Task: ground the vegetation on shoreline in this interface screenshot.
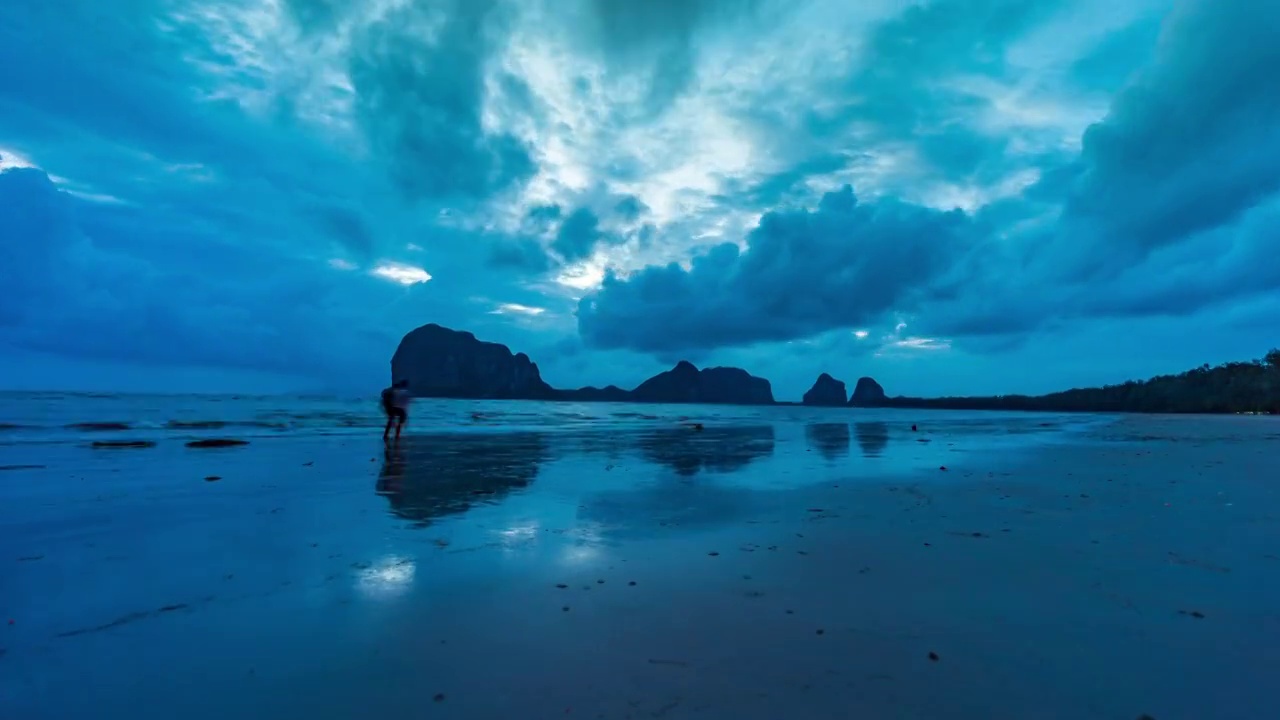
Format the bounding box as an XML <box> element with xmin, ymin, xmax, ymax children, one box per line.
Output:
<box><xmin>870</xmin><ymin>350</ymin><xmax>1280</xmax><ymax>415</ymax></box>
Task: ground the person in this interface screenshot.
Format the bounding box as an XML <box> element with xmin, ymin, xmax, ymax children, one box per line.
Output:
<box><xmin>381</xmin><ymin>379</ymin><xmax>410</xmax><ymax>442</ymax></box>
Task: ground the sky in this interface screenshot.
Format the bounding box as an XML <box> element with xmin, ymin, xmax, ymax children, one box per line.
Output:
<box><xmin>1</xmin><ymin>0</ymin><xmax>1277</xmax><ymax>400</ymax></box>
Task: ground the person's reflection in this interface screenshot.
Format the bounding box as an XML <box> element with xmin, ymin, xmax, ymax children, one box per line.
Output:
<box><xmin>375</xmin><ymin>433</ymin><xmax>551</xmax><ymax>527</ymax></box>
<box><xmin>805</xmin><ymin>422</ymin><xmax>851</xmax><ymax>460</ymax></box>
<box><xmin>854</xmin><ymin>422</ymin><xmax>890</xmax><ymax>458</ymax></box>
<box><xmin>376</xmin><ymin>444</ymin><xmax>407</xmax><ymax>495</ymax></box>
<box><xmin>635</xmin><ymin>425</ymin><xmax>776</xmax><ymax>476</ymax></box>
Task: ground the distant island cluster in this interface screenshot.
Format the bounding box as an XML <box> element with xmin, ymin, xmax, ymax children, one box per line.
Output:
<box><xmin>390</xmin><ymin>324</ymin><xmax>1280</xmax><ymax>415</ymax></box>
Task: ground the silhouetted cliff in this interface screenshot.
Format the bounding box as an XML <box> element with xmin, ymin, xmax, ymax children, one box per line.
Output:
<box><xmin>558</xmin><ymin>384</ymin><xmax>632</xmax><ymax>402</ymax></box>
<box><xmin>849</xmin><ymin>377</ymin><xmax>887</xmax><ymax>406</ymax></box>
<box><xmin>803</xmin><ymin>373</ymin><xmax>847</xmax><ymax>406</ymax></box>
<box><xmin>391</xmin><ymin>326</ymin><xmax>773</xmax><ymax>405</ymax></box>
<box><xmin>391</xmin><ymin>324</ymin><xmax>554</xmax><ymax>399</ymax></box>
<box><xmin>627</xmin><ymin>362</ymin><xmax>773</xmax><ymax>404</ymax></box>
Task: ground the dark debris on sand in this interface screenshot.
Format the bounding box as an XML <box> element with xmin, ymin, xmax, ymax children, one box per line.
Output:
<box><xmin>68</xmin><ymin>422</ymin><xmax>131</xmax><ymax>431</ymax></box>
<box><xmin>186</xmin><ymin>439</ymin><xmax>250</xmax><ymax>449</ymax></box>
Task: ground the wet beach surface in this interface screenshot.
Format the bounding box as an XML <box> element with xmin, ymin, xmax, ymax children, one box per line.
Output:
<box><xmin>2</xmin><ymin>411</ymin><xmax>1277</xmax><ymax>719</ymax></box>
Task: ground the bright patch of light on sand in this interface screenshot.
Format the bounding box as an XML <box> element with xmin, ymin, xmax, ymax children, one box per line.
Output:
<box><xmin>854</xmin><ymin>330</ymin><xmax>870</xmax><ymax>339</ymax></box>
<box><xmin>329</xmin><ymin>258</ymin><xmax>357</xmax><ymax>270</ymax></box>
<box><xmin>356</xmin><ymin>556</ymin><xmax>415</xmax><ymax>599</ymax></box>
<box><xmin>371</xmin><ymin>262</ymin><xmax>432</xmax><ymax>285</ymax></box>
<box><xmin>495</xmin><ymin>523</ymin><xmax>540</xmax><ymax>554</ymax></box>
<box><xmin>561</xmin><ymin>545</ymin><xmax>600</xmax><ymax>565</ymax></box>
<box><xmin>492</xmin><ymin>303</ymin><xmax>546</xmax><ymax>317</ymax></box>
<box><xmin>556</xmin><ymin>524</ymin><xmax>606</xmax><ymax>565</ymax></box>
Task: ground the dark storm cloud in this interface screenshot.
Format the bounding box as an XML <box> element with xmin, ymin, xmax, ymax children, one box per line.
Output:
<box><xmin>577</xmin><ymin>185</ymin><xmax>975</xmax><ymax>353</ymax></box>
<box><xmin>347</xmin><ymin>0</ymin><xmax>536</xmax><ymax>202</ymax></box>
<box><xmin>1062</xmin><ymin>0</ymin><xmax>1280</xmax><ymax>263</ymax></box>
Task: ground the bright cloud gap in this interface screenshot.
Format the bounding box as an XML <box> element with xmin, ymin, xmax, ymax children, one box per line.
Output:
<box><xmin>492</xmin><ymin>303</ymin><xmax>546</xmax><ymax>316</ymax></box>
<box><xmin>371</xmin><ymin>263</ymin><xmax>432</xmax><ymax>285</ymax></box>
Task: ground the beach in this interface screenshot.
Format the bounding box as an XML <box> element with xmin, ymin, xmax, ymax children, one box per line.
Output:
<box><xmin>1</xmin><ymin>397</ymin><xmax>1277</xmax><ymax>719</ymax></box>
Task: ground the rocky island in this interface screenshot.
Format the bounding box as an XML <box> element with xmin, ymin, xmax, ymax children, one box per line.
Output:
<box><xmin>390</xmin><ymin>324</ymin><xmax>1280</xmax><ymax>413</ymax></box>
<box><xmin>849</xmin><ymin>377</ymin><xmax>887</xmax><ymax>406</ymax></box>
<box><xmin>802</xmin><ymin>373</ymin><xmax>847</xmax><ymax>406</ymax></box>
<box><xmin>390</xmin><ymin>324</ymin><xmax>556</xmax><ymax>399</ymax></box>
<box><xmin>390</xmin><ymin>324</ymin><xmax>774</xmax><ymax>405</ymax></box>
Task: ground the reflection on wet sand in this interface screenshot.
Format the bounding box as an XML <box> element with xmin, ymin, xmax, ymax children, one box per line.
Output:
<box><xmin>376</xmin><ymin>425</ymin><xmax>778</xmax><ymax>527</ymax></box>
<box><xmin>635</xmin><ymin>425</ymin><xmax>776</xmax><ymax>476</ymax></box>
<box><xmin>805</xmin><ymin>423</ymin><xmax>850</xmax><ymax>460</ymax></box>
<box><xmin>376</xmin><ymin>433</ymin><xmax>551</xmax><ymax>527</ymax></box>
<box><xmin>580</xmin><ymin>426</ymin><xmax>777</xmax><ymax>535</ymax></box>
<box><xmin>854</xmin><ymin>422</ymin><xmax>890</xmax><ymax>458</ymax></box>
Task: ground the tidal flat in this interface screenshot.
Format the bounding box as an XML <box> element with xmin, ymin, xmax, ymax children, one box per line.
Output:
<box><xmin>2</xmin><ymin>405</ymin><xmax>1276</xmax><ymax>719</ymax></box>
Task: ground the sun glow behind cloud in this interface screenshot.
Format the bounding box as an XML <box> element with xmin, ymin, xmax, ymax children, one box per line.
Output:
<box><xmin>371</xmin><ymin>262</ymin><xmax>432</xmax><ymax>285</ymax></box>
<box><xmin>492</xmin><ymin>303</ymin><xmax>546</xmax><ymax>316</ymax></box>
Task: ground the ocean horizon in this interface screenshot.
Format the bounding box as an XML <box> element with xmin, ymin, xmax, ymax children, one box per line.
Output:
<box><xmin>0</xmin><ymin>390</ymin><xmax>1114</xmax><ymax>449</ymax></box>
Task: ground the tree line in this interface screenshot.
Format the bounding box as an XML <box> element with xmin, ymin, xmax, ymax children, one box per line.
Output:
<box><xmin>873</xmin><ymin>350</ymin><xmax>1280</xmax><ymax>415</ymax></box>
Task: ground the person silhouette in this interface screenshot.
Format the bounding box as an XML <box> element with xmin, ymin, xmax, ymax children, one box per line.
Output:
<box><xmin>380</xmin><ymin>379</ymin><xmax>410</xmax><ymax>443</ymax></box>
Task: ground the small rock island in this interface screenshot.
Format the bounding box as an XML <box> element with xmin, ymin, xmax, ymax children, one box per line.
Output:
<box><xmin>802</xmin><ymin>373</ymin><xmax>848</xmax><ymax>406</ymax></box>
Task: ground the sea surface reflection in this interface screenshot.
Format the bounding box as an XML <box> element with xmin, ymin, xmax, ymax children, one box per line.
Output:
<box><xmin>375</xmin><ymin>425</ymin><xmax>778</xmax><ymax>527</ymax></box>
<box><xmin>855</xmin><ymin>422</ymin><xmax>890</xmax><ymax>457</ymax></box>
<box><xmin>376</xmin><ymin>433</ymin><xmax>551</xmax><ymax>527</ymax></box>
<box><xmin>805</xmin><ymin>422</ymin><xmax>851</xmax><ymax>459</ymax></box>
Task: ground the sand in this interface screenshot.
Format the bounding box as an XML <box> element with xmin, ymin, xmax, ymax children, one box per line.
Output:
<box><xmin>1</xmin><ymin>413</ymin><xmax>1277</xmax><ymax>719</ymax></box>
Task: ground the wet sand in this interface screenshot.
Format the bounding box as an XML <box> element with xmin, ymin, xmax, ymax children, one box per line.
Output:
<box><xmin>2</xmin><ymin>414</ymin><xmax>1277</xmax><ymax>719</ymax></box>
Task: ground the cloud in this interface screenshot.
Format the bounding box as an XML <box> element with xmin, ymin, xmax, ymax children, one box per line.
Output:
<box><xmin>347</xmin><ymin>0</ymin><xmax>536</xmax><ymax>202</ymax></box>
<box><xmin>569</xmin><ymin>0</ymin><xmax>766</xmax><ymax>114</ymax></box>
<box><xmin>371</xmin><ymin>262</ymin><xmax>433</xmax><ymax>285</ymax></box>
<box><xmin>552</xmin><ymin>207</ymin><xmax>606</xmax><ymax>262</ymax></box>
<box><xmin>3</xmin><ymin>0</ymin><xmax>1277</xmax><ymax>398</ymax></box>
<box><xmin>577</xmin><ymin>185</ymin><xmax>974</xmax><ymax>353</ymax></box>
<box><xmin>492</xmin><ymin>303</ymin><xmax>546</xmax><ymax>317</ymax></box>
<box><xmin>0</xmin><ymin>167</ymin><xmax>442</xmax><ymax>383</ymax></box>
<box><xmin>1061</xmin><ymin>0</ymin><xmax>1280</xmax><ymax>264</ymax></box>
<box><xmin>613</xmin><ymin>195</ymin><xmax>648</xmax><ymax>221</ymax></box>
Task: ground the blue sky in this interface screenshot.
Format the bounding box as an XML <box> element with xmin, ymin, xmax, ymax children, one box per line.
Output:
<box><xmin>1</xmin><ymin>0</ymin><xmax>1277</xmax><ymax>399</ymax></box>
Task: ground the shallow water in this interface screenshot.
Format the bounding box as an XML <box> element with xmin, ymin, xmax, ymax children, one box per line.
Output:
<box><xmin>0</xmin><ymin>390</ymin><xmax>1106</xmax><ymax>445</ymax></box>
<box><xmin>1</xmin><ymin>401</ymin><xmax>1275</xmax><ymax>719</ymax></box>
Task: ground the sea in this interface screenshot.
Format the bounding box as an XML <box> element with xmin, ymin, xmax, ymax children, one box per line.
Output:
<box><xmin>0</xmin><ymin>390</ymin><xmax>1111</xmax><ymax>450</ymax></box>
